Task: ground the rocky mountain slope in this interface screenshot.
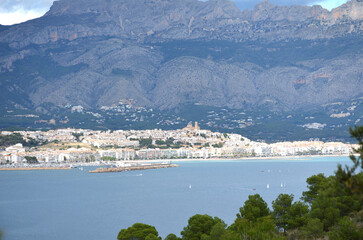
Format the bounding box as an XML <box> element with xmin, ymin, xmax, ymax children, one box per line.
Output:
<box><xmin>0</xmin><ymin>0</ymin><xmax>362</xmax><ymax>114</ymax></box>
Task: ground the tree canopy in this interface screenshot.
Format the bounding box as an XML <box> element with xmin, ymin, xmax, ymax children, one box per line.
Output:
<box><xmin>117</xmin><ymin>223</ymin><xmax>160</xmax><ymax>240</ymax></box>
<box><xmin>181</xmin><ymin>214</ymin><xmax>225</xmax><ymax>240</ymax></box>
<box><xmin>237</xmin><ymin>194</ymin><xmax>269</xmax><ymax>222</ymax></box>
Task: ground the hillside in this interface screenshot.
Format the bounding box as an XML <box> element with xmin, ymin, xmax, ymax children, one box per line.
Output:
<box><xmin>0</xmin><ymin>0</ymin><xmax>362</xmax><ymax>141</ymax></box>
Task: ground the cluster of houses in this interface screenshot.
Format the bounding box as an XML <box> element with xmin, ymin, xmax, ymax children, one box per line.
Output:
<box><xmin>0</xmin><ymin>123</ymin><xmax>357</xmax><ymax>164</ymax></box>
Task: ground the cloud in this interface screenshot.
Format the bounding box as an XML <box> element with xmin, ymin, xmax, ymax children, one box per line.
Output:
<box><xmin>0</xmin><ymin>0</ymin><xmax>54</xmax><ymax>25</ymax></box>
<box><xmin>0</xmin><ymin>9</ymin><xmax>46</xmax><ymax>25</ymax></box>
<box><xmin>0</xmin><ymin>0</ymin><xmax>55</xmax><ymax>12</ymax></box>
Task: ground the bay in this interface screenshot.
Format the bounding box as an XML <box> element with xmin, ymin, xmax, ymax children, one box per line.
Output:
<box><xmin>0</xmin><ymin>156</ymin><xmax>350</xmax><ymax>240</ymax></box>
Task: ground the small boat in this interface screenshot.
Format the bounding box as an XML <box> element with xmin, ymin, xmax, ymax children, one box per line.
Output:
<box><xmin>266</xmin><ymin>184</ymin><xmax>270</xmax><ymax>189</ymax></box>
<box><xmin>189</xmin><ymin>184</ymin><xmax>192</xmax><ymax>189</ymax></box>
<box><xmin>281</xmin><ymin>183</ymin><xmax>283</xmax><ymax>188</ymax></box>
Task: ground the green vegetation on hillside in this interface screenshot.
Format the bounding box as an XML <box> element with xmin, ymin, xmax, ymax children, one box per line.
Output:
<box><xmin>0</xmin><ymin>133</ymin><xmax>42</xmax><ymax>148</ymax></box>
<box><xmin>157</xmin><ymin>37</ymin><xmax>363</xmax><ymax>67</ymax></box>
<box><xmin>117</xmin><ymin>126</ymin><xmax>363</xmax><ymax>239</ymax></box>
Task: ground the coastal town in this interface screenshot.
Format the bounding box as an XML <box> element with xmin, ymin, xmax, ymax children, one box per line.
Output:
<box><xmin>0</xmin><ymin>122</ymin><xmax>357</xmax><ymax>166</ymax></box>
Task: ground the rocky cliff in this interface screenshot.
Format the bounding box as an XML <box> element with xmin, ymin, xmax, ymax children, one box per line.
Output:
<box><xmin>0</xmin><ymin>0</ymin><xmax>362</xmax><ymax>113</ymax></box>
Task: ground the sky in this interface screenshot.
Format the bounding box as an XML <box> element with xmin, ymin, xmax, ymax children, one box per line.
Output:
<box><xmin>0</xmin><ymin>0</ymin><xmax>350</xmax><ymax>26</ymax></box>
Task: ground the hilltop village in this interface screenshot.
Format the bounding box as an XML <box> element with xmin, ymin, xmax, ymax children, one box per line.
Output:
<box><xmin>0</xmin><ymin>122</ymin><xmax>357</xmax><ymax>165</ymax></box>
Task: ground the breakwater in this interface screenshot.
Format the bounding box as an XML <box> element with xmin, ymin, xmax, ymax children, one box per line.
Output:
<box><xmin>89</xmin><ymin>163</ymin><xmax>179</xmax><ymax>173</ymax></box>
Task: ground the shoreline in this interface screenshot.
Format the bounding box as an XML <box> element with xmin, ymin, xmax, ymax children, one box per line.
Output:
<box><xmin>122</xmin><ymin>154</ymin><xmax>351</xmax><ymax>163</ymax></box>
<box><xmin>0</xmin><ymin>167</ymin><xmax>72</xmax><ymax>171</ymax></box>
<box><xmin>0</xmin><ymin>154</ymin><xmax>352</xmax><ymax>171</ymax></box>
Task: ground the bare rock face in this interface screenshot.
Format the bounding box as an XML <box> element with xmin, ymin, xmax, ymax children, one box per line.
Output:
<box><xmin>0</xmin><ymin>0</ymin><xmax>362</xmax><ymax>112</ymax></box>
<box><xmin>329</xmin><ymin>0</ymin><xmax>363</xmax><ymax>21</ymax></box>
<box><xmin>240</xmin><ymin>0</ymin><xmax>329</xmax><ymax>22</ymax></box>
<box><xmin>1</xmin><ymin>0</ymin><xmax>363</xmax><ymax>48</ymax></box>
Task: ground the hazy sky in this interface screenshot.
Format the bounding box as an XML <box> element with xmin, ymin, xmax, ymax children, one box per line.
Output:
<box><xmin>0</xmin><ymin>0</ymin><xmax>350</xmax><ymax>25</ymax></box>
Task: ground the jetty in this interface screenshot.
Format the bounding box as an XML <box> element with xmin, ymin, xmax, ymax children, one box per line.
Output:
<box><xmin>89</xmin><ymin>163</ymin><xmax>179</xmax><ymax>173</ymax></box>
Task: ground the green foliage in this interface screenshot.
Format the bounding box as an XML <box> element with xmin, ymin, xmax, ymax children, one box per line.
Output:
<box><xmin>199</xmin><ymin>134</ymin><xmax>206</xmax><ymax>138</ymax></box>
<box><xmin>0</xmin><ymin>133</ymin><xmax>24</xmax><ymax>147</ymax></box>
<box><xmin>24</xmin><ymin>137</ymin><xmax>41</xmax><ymax>147</ymax></box>
<box><xmin>301</xmin><ymin>173</ymin><xmax>329</xmax><ymax>204</ymax></box>
<box><xmin>158</xmin><ymin>37</ymin><xmax>363</xmax><ymax>68</ymax></box>
<box><xmin>165</xmin><ymin>138</ymin><xmax>175</xmax><ymax>145</ymax></box>
<box><xmin>272</xmin><ymin>194</ymin><xmax>310</xmax><ymax>232</ymax></box>
<box><xmin>24</xmin><ymin>156</ymin><xmax>38</xmax><ymax>164</ymax></box>
<box><xmin>304</xmin><ymin>174</ymin><xmax>360</xmax><ymax>230</ymax></box>
<box><xmin>145</xmin><ymin>234</ymin><xmax>160</xmax><ymax>240</ymax></box>
<box><xmin>301</xmin><ymin>218</ymin><xmax>324</xmax><ymax>239</ymax></box>
<box><xmin>139</xmin><ymin>138</ymin><xmax>153</xmax><ymax>148</ymax></box>
<box><xmin>272</xmin><ymin>194</ymin><xmax>293</xmax><ymax>232</ymax></box>
<box><xmin>207</xmin><ymin>223</ymin><xmax>226</xmax><ymax>240</ymax></box>
<box><xmin>0</xmin><ymin>133</ymin><xmax>42</xmax><ymax>148</ymax></box>
<box><xmin>229</xmin><ymin>216</ymin><xmax>282</xmax><ymax>240</ymax></box>
<box><xmin>155</xmin><ymin>140</ymin><xmax>165</xmax><ymax>145</ymax></box>
<box><xmin>101</xmin><ymin>156</ymin><xmax>116</xmax><ymax>161</ymax></box>
<box><xmin>310</xmin><ymin>194</ymin><xmax>341</xmax><ymax>231</ymax></box>
<box><xmin>72</xmin><ymin>133</ymin><xmax>84</xmax><ymax>142</ymax></box>
<box><xmin>155</xmin><ymin>138</ymin><xmax>176</xmax><ymax>147</ymax></box>
<box><xmin>287</xmin><ymin>201</ymin><xmax>309</xmax><ymax>230</ymax></box>
<box><xmin>328</xmin><ymin>216</ymin><xmax>363</xmax><ymax>240</ymax></box>
<box><xmin>164</xmin><ymin>233</ymin><xmax>181</xmax><ymax>240</ymax></box>
<box><xmin>212</xmin><ymin>143</ymin><xmax>223</xmax><ymax>148</ymax></box>
<box><xmin>237</xmin><ymin>194</ymin><xmax>270</xmax><ymax>222</ymax></box>
<box><xmin>181</xmin><ymin>214</ymin><xmax>225</xmax><ymax>240</ymax></box>
<box><xmin>117</xmin><ymin>223</ymin><xmax>160</xmax><ymax>240</ymax></box>
<box><xmin>336</xmin><ymin>125</ymin><xmax>363</xmax><ymax>197</ymax></box>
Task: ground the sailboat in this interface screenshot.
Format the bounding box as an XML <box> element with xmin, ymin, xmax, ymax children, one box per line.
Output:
<box><xmin>266</xmin><ymin>184</ymin><xmax>270</xmax><ymax>189</ymax></box>
<box><xmin>189</xmin><ymin>184</ymin><xmax>192</xmax><ymax>189</ymax></box>
<box><xmin>281</xmin><ymin>183</ymin><xmax>283</xmax><ymax>188</ymax></box>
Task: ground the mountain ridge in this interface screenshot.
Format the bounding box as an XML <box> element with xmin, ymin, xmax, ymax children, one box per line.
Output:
<box><xmin>0</xmin><ymin>0</ymin><xmax>362</xmax><ymax>115</ymax></box>
<box><xmin>1</xmin><ymin>0</ymin><xmax>363</xmax><ymax>49</ymax></box>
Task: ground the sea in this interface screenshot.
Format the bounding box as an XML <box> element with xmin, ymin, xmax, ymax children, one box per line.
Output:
<box><xmin>0</xmin><ymin>156</ymin><xmax>351</xmax><ymax>240</ymax></box>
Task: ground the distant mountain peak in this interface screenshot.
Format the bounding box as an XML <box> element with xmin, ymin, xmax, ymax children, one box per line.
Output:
<box><xmin>330</xmin><ymin>0</ymin><xmax>363</xmax><ymax>20</ymax></box>
<box><xmin>254</xmin><ymin>0</ymin><xmax>274</xmax><ymax>10</ymax></box>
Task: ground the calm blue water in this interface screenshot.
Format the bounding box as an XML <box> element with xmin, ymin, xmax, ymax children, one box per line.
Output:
<box><xmin>0</xmin><ymin>156</ymin><xmax>350</xmax><ymax>240</ymax></box>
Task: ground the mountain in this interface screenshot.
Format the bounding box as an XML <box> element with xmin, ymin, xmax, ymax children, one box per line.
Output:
<box><xmin>0</xmin><ymin>0</ymin><xmax>362</xmax><ymax>140</ymax></box>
